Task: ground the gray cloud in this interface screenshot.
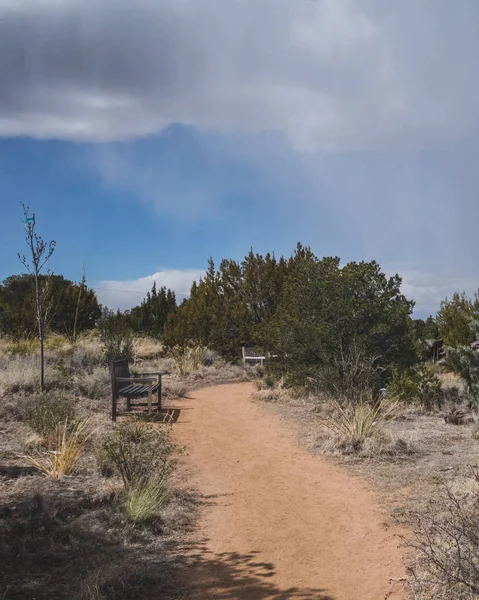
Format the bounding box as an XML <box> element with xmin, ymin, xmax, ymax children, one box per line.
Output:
<box><xmin>1</xmin><ymin>0</ymin><xmax>479</xmax><ymax>149</ymax></box>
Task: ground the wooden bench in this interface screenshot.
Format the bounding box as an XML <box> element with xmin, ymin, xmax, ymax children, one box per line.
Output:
<box><xmin>109</xmin><ymin>358</ymin><xmax>165</xmax><ymax>421</ymax></box>
<box><xmin>241</xmin><ymin>346</ymin><xmax>276</xmax><ymax>366</ymax></box>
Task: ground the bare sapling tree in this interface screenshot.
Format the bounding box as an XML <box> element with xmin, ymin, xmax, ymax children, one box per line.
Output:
<box><xmin>18</xmin><ymin>203</ymin><xmax>56</xmax><ymax>391</ymax></box>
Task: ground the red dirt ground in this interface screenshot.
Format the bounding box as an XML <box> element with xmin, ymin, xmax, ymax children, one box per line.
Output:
<box><xmin>173</xmin><ymin>383</ymin><xmax>407</xmax><ymax>600</ymax></box>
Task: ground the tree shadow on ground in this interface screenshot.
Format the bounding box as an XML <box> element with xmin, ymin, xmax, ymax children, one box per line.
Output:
<box><xmin>0</xmin><ymin>486</ymin><xmax>334</xmax><ymax>600</ymax></box>
<box><xmin>181</xmin><ymin>538</ymin><xmax>335</xmax><ymax>599</ymax></box>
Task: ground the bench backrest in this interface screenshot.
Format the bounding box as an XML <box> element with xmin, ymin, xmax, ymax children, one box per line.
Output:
<box><xmin>110</xmin><ymin>358</ymin><xmax>131</xmax><ymax>393</ymax></box>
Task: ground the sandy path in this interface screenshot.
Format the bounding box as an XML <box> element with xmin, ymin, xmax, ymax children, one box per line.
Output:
<box><xmin>173</xmin><ymin>383</ymin><xmax>406</xmax><ymax>600</ymax></box>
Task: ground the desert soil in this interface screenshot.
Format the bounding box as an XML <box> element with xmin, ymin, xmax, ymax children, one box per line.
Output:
<box><xmin>173</xmin><ymin>382</ymin><xmax>407</xmax><ymax>600</ymax></box>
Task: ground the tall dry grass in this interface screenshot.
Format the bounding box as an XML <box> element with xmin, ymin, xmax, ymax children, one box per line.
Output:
<box><xmin>0</xmin><ymin>355</ymin><xmax>60</xmax><ymax>394</ymax></box>
<box><xmin>125</xmin><ymin>480</ymin><xmax>171</xmax><ymax>523</ymax></box>
<box><xmin>23</xmin><ymin>419</ymin><xmax>92</xmax><ymax>479</ymax></box>
<box><xmin>170</xmin><ymin>345</ymin><xmax>210</xmax><ymax>375</ymax></box>
<box><xmin>133</xmin><ymin>337</ymin><xmax>163</xmax><ymax>361</ymax></box>
<box><xmin>319</xmin><ymin>396</ymin><xmax>400</xmax><ymax>448</ymax></box>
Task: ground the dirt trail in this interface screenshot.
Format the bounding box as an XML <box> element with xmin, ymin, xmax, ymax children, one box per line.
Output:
<box><xmin>173</xmin><ymin>383</ymin><xmax>407</xmax><ymax>600</ymax></box>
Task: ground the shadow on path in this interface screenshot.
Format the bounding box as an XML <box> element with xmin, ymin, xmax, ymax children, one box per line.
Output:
<box><xmin>181</xmin><ymin>538</ymin><xmax>335</xmax><ymax>599</ymax></box>
<box><xmin>0</xmin><ymin>487</ymin><xmax>334</xmax><ymax>600</ymax></box>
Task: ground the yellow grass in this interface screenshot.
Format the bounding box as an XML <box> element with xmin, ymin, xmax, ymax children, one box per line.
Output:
<box><xmin>133</xmin><ymin>337</ymin><xmax>164</xmax><ymax>361</ymax></box>
<box><xmin>171</xmin><ymin>345</ymin><xmax>209</xmax><ymax>375</ymax></box>
<box><xmin>23</xmin><ymin>419</ymin><xmax>92</xmax><ymax>479</ymax></box>
<box><xmin>320</xmin><ymin>396</ymin><xmax>400</xmax><ymax>446</ymax></box>
<box><xmin>125</xmin><ymin>481</ymin><xmax>170</xmax><ymax>522</ymax></box>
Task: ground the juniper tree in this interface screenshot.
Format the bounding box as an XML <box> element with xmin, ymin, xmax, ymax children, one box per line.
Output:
<box><xmin>447</xmin><ymin>319</ymin><xmax>479</xmax><ymax>405</ymax></box>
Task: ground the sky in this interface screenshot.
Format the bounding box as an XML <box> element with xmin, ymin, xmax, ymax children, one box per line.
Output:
<box><xmin>0</xmin><ymin>0</ymin><xmax>478</xmax><ymax>317</ymax></box>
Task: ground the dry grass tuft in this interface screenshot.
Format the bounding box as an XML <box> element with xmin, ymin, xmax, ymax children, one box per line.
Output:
<box><xmin>134</xmin><ymin>337</ymin><xmax>164</xmax><ymax>361</ymax></box>
<box><xmin>22</xmin><ymin>432</ymin><xmax>45</xmax><ymax>453</ymax></box>
<box><xmin>0</xmin><ymin>355</ymin><xmax>40</xmax><ymax>394</ymax></box>
<box><xmin>171</xmin><ymin>345</ymin><xmax>210</xmax><ymax>375</ymax></box>
<box><xmin>74</xmin><ymin>366</ymin><xmax>110</xmax><ymax>399</ymax></box>
<box><xmin>165</xmin><ymin>381</ymin><xmax>188</xmax><ymax>398</ymax></box>
<box><xmin>125</xmin><ymin>480</ymin><xmax>170</xmax><ymax>523</ymax></box>
<box><xmin>5</xmin><ymin>338</ymin><xmax>39</xmax><ymax>355</ymax></box>
<box><xmin>23</xmin><ymin>419</ymin><xmax>92</xmax><ymax>479</ymax></box>
<box><xmin>252</xmin><ymin>388</ymin><xmax>286</xmax><ymax>403</ymax></box>
<box><xmin>318</xmin><ymin>396</ymin><xmax>400</xmax><ymax>449</ymax></box>
<box><xmin>0</xmin><ymin>355</ymin><xmax>69</xmax><ymax>394</ymax></box>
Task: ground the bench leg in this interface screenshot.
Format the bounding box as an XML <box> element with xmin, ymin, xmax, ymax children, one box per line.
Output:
<box><xmin>157</xmin><ymin>376</ymin><xmax>162</xmax><ymax>410</ymax></box>
<box><xmin>147</xmin><ymin>381</ymin><xmax>152</xmax><ymax>414</ymax></box>
<box><xmin>112</xmin><ymin>392</ymin><xmax>117</xmax><ymax>422</ymax></box>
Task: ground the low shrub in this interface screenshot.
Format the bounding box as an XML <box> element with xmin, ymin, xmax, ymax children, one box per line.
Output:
<box><xmin>166</xmin><ymin>381</ymin><xmax>188</xmax><ymax>398</ymax></box>
<box><xmin>202</xmin><ymin>348</ymin><xmax>220</xmax><ymax>366</ymax></box>
<box><xmin>99</xmin><ymin>315</ymin><xmax>134</xmax><ymax>365</ymax></box>
<box><xmin>407</xmin><ymin>469</ymin><xmax>479</xmax><ymax>598</ymax></box>
<box><xmin>24</xmin><ymin>419</ymin><xmax>91</xmax><ymax>479</ymax></box>
<box><xmin>6</xmin><ymin>338</ymin><xmax>38</xmax><ymax>356</ymax></box>
<box><xmin>252</xmin><ymin>363</ymin><xmax>266</xmax><ymax>379</ymax></box>
<box><xmin>100</xmin><ymin>421</ymin><xmax>175</xmax><ymax>491</ymax></box>
<box><xmin>254</xmin><ymin>373</ymin><xmax>277</xmax><ymax>391</ymax></box>
<box><xmin>75</xmin><ymin>366</ymin><xmax>110</xmax><ymax>399</ymax></box>
<box><xmin>44</xmin><ymin>335</ymin><xmax>70</xmax><ymax>351</ymax></box>
<box><xmin>70</xmin><ymin>338</ymin><xmax>104</xmax><ymax>369</ymax></box>
<box><xmin>448</xmin><ymin>342</ymin><xmax>479</xmax><ymax>407</ymax></box>
<box><xmin>305</xmin><ymin>345</ymin><xmax>384</xmax><ymax>402</ymax></box>
<box><xmin>0</xmin><ymin>354</ymin><xmax>70</xmax><ymax>394</ymax></box>
<box><xmin>93</xmin><ymin>439</ymin><xmax>115</xmax><ymax>477</ymax></box>
<box><xmin>388</xmin><ymin>364</ymin><xmax>442</xmax><ymax>410</ymax></box>
<box><xmin>23</xmin><ymin>392</ymin><xmax>76</xmax><ymax>445</ymax></box>
<box><xmin>252</xmin><ymin>388</ymin><xmax>282</xmax><ymax>403</ymax></box>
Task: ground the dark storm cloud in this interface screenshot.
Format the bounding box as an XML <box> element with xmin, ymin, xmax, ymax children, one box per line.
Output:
<box><xmin>2</xmin><ymin>0</ymin><xmax>479</xmax><ymax>314</ymax></box>
<box><xmin>1</xmin><ymin>0</ymin><xmax>478</xmax><ymax>148</ymax></box>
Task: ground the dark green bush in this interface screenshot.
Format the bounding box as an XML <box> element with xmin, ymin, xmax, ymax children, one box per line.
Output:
<box><xmin>99</xmin><ymin>311</ymin><xmax>134</xmax><ymax>365</ymax></box>
<box><xmin>388</xmin><ymin>364</ymin><xmax>441</xmax><ymax>410</ymax></box>
<box><xmin>258</xmin><ymin>256</ymin><xmax>416</xmax><ymax>389</ymax></box>
<box><xmin>448</xmin><ymin>324</ymin><xmax>479</xmax><ymax>406</ymax></box>
<box><xmin>263</xmin><ymin>373</ymin><xmax>277</xmax><ymax>389</ymax></box>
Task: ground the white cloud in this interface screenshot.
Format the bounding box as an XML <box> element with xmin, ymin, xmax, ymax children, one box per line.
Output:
<box><xmin>0</xmin><ymin>1</ymin><xmax>478</xmax><ymax>150</ymax></box>
<box><xmin>95</xmin><ymin>268</ymin><xmax>204</xmax><ymax>311</ymax></box>
<box><xmin>388</xmin><ymin>268</ymin><xmax>478</xmax><ymax>318</ymax></box>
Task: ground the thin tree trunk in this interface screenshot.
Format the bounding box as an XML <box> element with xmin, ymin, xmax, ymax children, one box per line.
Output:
<box><xmin>34</xmin><ymin>273</ymin><xmax>45</xmax><ymax>391</ymax></box>
<box><xmin>39</xmin><ymin>332</ymin><xmax>45</xmax><ymax>391</ymax></box>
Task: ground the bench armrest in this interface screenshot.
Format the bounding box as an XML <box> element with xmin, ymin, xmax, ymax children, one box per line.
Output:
<box><xmin>133</xmin><ymin>372</ymin><xmax>167</xmax><ymax>377</ymax></box>
<box><xmin>115</xmin><ymin>377</ymin><xmax>157</xmax><ymax>383</ymax></box>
